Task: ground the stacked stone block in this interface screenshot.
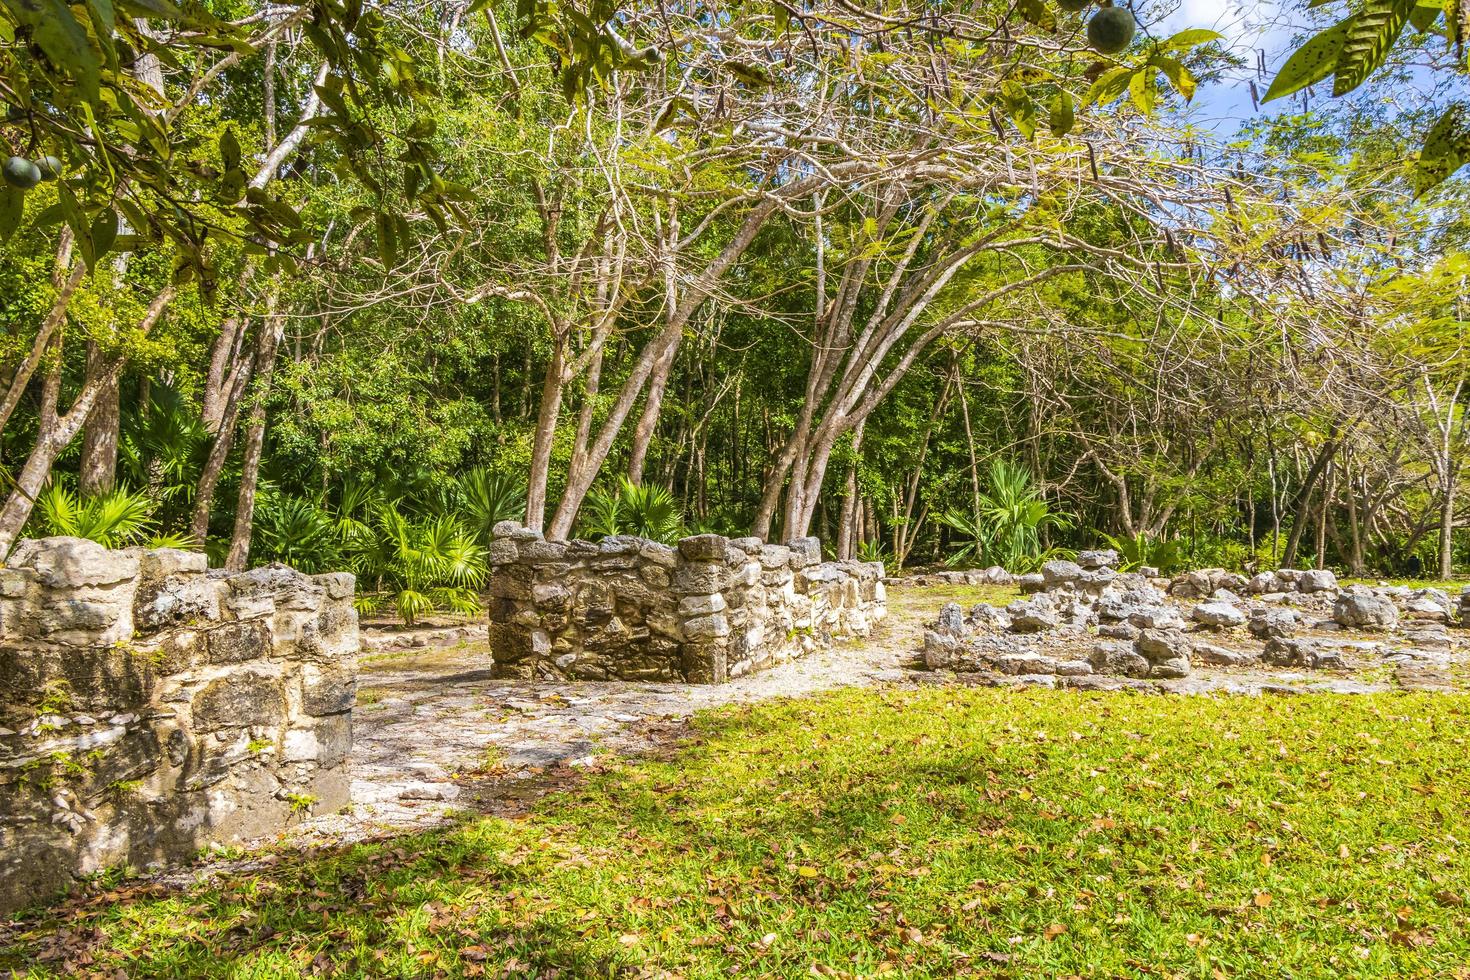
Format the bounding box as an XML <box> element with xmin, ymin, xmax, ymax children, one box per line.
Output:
<box><xmin>0</xmin><ymin>537</ymin><xmax>358</xmax><ymax>915</ymax></box>
<box><xmin>487</xmin><ymin>524</ymin><xmax>885</xmax><ymax>683</ymax></box>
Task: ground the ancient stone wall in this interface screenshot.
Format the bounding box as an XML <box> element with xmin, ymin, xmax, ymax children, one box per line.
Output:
<box><xmin>487</xmin><ymin>524</ymin><xmax>886</xmax><ymax>683</ymax></box>
<box><xmin>0</xmin><ymin>537</ymin><xmax>358</xmax><ymax>915</ymax></box>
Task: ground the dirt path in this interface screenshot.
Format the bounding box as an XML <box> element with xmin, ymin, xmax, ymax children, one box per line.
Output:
<box><xmin>296</xmin><ymin>592</ymin><xmax>936</xmax><ymax>843</ymax></box>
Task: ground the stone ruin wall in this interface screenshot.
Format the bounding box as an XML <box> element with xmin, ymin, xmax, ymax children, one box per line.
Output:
<box><xmin>0</xmin><ymin>537</ymin><xmax>359</xmax><ymax>915</ymax></box>
<box><xmin>487</xmin><ymin>523</ymin><xmax>887</xmax><ymax>683</ymax></box>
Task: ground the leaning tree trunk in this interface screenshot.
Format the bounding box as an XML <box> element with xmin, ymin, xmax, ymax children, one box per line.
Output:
<box><xmin>191</xmin><ymin>349</ymin><xmax>254</xmax><ymax>543</ymax></box>
<box><xmin>524</xmin><ymin>334</ymin><xmax>567</xmax><ymax>533</ymax></box>
<box><xmin>224</xmin><ymin>308</ymin><xmax>284</xmax><ymax>572</ymax></box>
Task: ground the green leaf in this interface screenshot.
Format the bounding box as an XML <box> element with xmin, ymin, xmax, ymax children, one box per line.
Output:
<box><xmin>1263</xmin><ymin>20</ymin><xmax>1350</xmax><ymax>102</ymax></box>
<box><xmin>1</xmin><ymin>0</ymin><xmax>100</xmax><ymax>100</ymax></box>
<box><xmin>1159</xmin><ymin>28</ymin><xmax>1225</xmax><ymax>51</ymax></box>
<box><xmin>1152</xmin><ymin>56</ymin><xmax>1197</xmax><ymax>102</ymax></box>
<box><xmin>1409</xmin><ymin>0</ymin><xmax>1442</xmax><ymax>32</ymax></box>
<box><xmin>1084</xmin><ymin>66</ymin><xmax>1135</xmax><ymax>107</ymax></box>
<box><xmin>376</xmin><ymin>210</ymin><xmax>397</xmax><ymax>267</ymax></box>
<box><xmin>1016</xmin><ymin>0</ymin><xmax>1055</xmax><ymax>32</ymax></box>
<box><xmin>1129</xmin><ymin>70</ymin><xmax>1156</xmax><ymax>116</ymax></box>
<box><xmin>116</xmin><ymin>0</ymin><xmax>183</xmax><ymax>18</ymax></box>
<box><xmin>1333</xmin><ymin>0</ymin><xmax>1416</xmax><ymax>96</ymax></box>
<box><xmin>1048</xmin><ymin>89</ymin><xmax>1074</xmax><ymax>137</ymax></box>
<box><xmin>219</xmin><ymin>128</ymin><xmax>241</xmax><ymax>173</ymax></box>
<box><xmin>90</xmin><ymin>209</ymin><xmax>118</xmax><ymax>263</ymax></box>
<box><xmin>1414</xmin><ymin>103</ymin><xmax>1470</xmax><ymax>196</ymax></box>
<box><xmin>0</xmin><ymin>187</ymin><xmax>22</xmax><ymax>241</ymax></box>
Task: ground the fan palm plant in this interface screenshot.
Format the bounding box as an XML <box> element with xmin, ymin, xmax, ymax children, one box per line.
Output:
<box><xmin>256</xmin><ymin>495</ymin><xmax>341</xmax><ymax>573</ymax></box>
<box><xmin>455</xmin><ymin>467</ymin><xmax>527</xmax><ymax>544</ymax></box>
<box><xmin>579</xmin><ymin>479</ymin><xmax>685</xmax><ymax>544</ymax></box>
<box><xmin>34</xmin><ymin>484</ymin><xmax>197</xmax><ymax>550</ymax></box>
<box><xmin>1098</xmin><ymin>531</ymin><xmax>1187</xmax><ymax>574</ymax></box>
<box><xmin>939</xmin><ymin>461</ymin><xmax>1073</xmax><ymax>572</ymax></box>
<box><xmin>345</xmin><ymin>501</ymin><xmax>488</xmax><ymax>624</ymax></box>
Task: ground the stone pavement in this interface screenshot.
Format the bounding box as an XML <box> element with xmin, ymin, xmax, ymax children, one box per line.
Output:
<box><xmin>296</xmin><ymin>598</ymin><xmax>928</xmax><ymax>843</ymax></box>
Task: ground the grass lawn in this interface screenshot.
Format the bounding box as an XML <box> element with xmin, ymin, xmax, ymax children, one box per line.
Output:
<box><xmin>6</xmin><ymin>688</ymin><xmax>1470</xmax><ymax>978</ymax></box>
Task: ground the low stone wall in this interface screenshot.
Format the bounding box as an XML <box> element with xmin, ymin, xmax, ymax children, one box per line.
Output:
<box><xmin>487</xmin><ymin>524</ymin><xmax>886</xmax><ymax>683</ymax></box>
<box><xmin>0</xmin><ymin>537</ymin><xmax>358</xmax><ymax>915</ymax></box>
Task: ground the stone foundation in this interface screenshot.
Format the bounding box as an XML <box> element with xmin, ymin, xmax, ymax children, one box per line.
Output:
<box><xmin>0</xmin><ymin>538</ymin><xmax>358</xmax><ymax>915</ymax></box>
<box><xmin>487</xmin><ymin>524</ymin><xmax>886</xmax><ymax>682</ymax></box>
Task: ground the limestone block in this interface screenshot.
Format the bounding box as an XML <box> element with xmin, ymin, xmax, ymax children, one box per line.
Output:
<box><xmin>522</xmin><ymin>540</ymin><xmax>569</xmax><ymax>565</ymax></box>
<box><xmin>785</xmin><ymin>537</ymin><xmax>821</xmax><ymax>569</ymax></box>
<box><xmin>759</xmin><ymin>545</ymin><xmax>792</xmax><ymax>570</ymax></box>
<box><xmin>678</xmin><ymin>534</ymin><xmax>729</xmax><ymax>562</ymax></box>
<box><xmin>207</xmin><ymin>620</ymin><xmax>271</xmax><ymax>665</ymax></box>
<box><xmin>679</xmin><ymin>593</ymin><xmax>727</xmax><ymax>617</ymax></box>
<box><xmin>301</xmin><ymin>666</ymin><xmax>356</xmax><ymax>716</ymax></box>
<box><xmin>635</xmin><ymin>540</ymin><xmax>673</xmax><ymax>570</ymax></box>
<box><xmin>190</xmin><ymin>669</ymin><xmax>286</xmax><ymax>732</ymax></box>
<box><xmin>683</xmin><ymin>614</ymin><xmax>731</xmax><ymax>640</ymax></box>
<box><xmin>672</xmin><ymin>563</ymin><xmax>728</xmax><ymax>595</ymax></box>
<box><xmin>135</xmin><ymin>573</ymin><xmax>227</xmax><ymax>632</ymax></box>
<box><xmin>487</xmin><ymin>538</ymin><xmax>519</xmax><ymax>564</ymax></box>
<box><xmin>9</xmin><ymin>537</ymin><xmax>139</xmax><ymax>589</ymax></box>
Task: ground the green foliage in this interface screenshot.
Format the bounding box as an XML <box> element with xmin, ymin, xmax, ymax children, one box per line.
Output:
<box><xmin>579</xmin><ymin>479</ymin><xmax>685</xmax><ymax>544</ymax></box>
<box><xmin>347</xmin><ymin>502</ymin><xmax>487</xmax><ymax>625</ymax></box>
<box><xmin>256</xmin><ymin>495</ymin><xmax>341</xmax><ymax>573</ymax></box>
<box><xmin>35</xmin><ymin>484</ymin><xmax>194</xmax><ymax>551</ymax></box>
<box><xmin>939</xmin><ymin>461</ymin><xmax>1073</xmax><ymax>572</ymax></box>
<box><xmin>1263</xmin><ymin>0</ymin><xmax>1470</xmax><ymax>193</ymax></box>
<box><xmin>1098</xmin><ymin>531</ymin><xmax>1187</xmax><ymax>574</ymax></box>
<box><xmin>452</xmin><ymin>466</ymin><xmax>527</xmax><ymax>546</ymax></box>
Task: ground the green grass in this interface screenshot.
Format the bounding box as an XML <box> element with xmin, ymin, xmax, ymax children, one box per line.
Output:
<box><xmin>898</xmin><ymin>582</ymin><xmax>1022</xmax><ymax>610</ymax></box>
<box><xmin>6</xmin><ymin>688</ymin><xmax>1470</xmax><ymax>977</ymax></box>
<box><xmin>1341</xmin><ymin>577</ymin><xmax>1470</xmax><ymax>593</ymax></box>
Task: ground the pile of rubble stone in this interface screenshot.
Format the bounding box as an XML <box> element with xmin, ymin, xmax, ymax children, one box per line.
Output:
<box><xmin>922</xmin><ymin>550</ymin><xmax>1467</xmax><ymax>688</ymax></box>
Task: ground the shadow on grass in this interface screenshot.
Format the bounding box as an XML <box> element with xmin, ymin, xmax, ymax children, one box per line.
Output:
<box><xmin>5</xmin><ymin>687</ymin><xmax>1470</xmax><ymax>978</ymax></box>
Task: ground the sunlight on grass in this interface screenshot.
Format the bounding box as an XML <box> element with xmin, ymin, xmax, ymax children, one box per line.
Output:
<box><xmin>6</xmin><ymin>688</ymin><xmax>1470</xmax><ymax>977</ymax></box>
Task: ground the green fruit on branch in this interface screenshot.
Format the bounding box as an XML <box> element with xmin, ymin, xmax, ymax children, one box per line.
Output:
<box><xmin>2</xmin><ymin>156</ymin><xmax>42</xmax><ymax>190</ymax></box>
<box><xmin>1087</xmin><ymin>6</ymin><xmax>1136</xmax><ymax>55</ymax></box>
<box><xmin>35</xmin><ymin>156</ymin><xmax>62</xmax><ymax>180</ymax></box>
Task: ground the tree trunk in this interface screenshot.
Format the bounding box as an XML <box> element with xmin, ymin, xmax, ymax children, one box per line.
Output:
<box><xmin>1282</xmin><ymin>437</ymin><xmax>1338</xmax><ymax>568</ymax></box>
<box><xmin>524</xmin><ymin>334</ymin><xmax>567</xmax><ymax>532</ymax></box>
<box><xmin>1440</xmin><ymin>470</ymin><xmax>1456</xmax><ymax>580</ymax></box>
<box><xmin>626</xmin><ymin>340</ymin><xmax>676</xmax><ymax>485</ymax></box>
<box><xmin>836</xmin><ymin>421</ymin><xmax>865</xmax><ymax>559</ymax></box>
<box><xmin>77</xmin><ymin>341</ymin><xmax>121</xmax><ymax>495</ymax></box>
<box><xmin>224</xmin><ymin>307</ymin><xmax>284</xmax><ymax>572</ymax></box>
<box><xmin>191</xmin><ymin>350</ymin><xmax>254</xmax><ymax>543</ymax></box>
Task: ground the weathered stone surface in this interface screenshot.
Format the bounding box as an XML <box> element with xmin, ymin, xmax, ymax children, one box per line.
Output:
<box><xmin>489</xmin><ymin>532</ymin><xmax>885</xmax><ymax>684</ymax></box>
<box><xmin>1333</xmin><ymin>586</ymin><xmax>1399</xmax><ymax>630</ymax></box>
<box><xmin>1297</xmin><ymin>569</ymin><xmax>1338</xmax><ymax>594</ymax></box>
<box><xmin>0</xmin><ymin>538</ymin><xmax>358</xmax><ymax>916</ymax></box>
<box><xmin>1006</xmin><ymin>597</ymin><xmax>1058</xmax><ymax>633</ymax></box>
<box><xmin>1193</xmin><ymin>643</ymin><xmax>1257</xmax><ymax>667</ymax></box>
<box><xmin>1077</xmin><ymin>549</ymin><xmax>1119</xmax><ymax>570</ymax></box>
<box><xmin>207</xmin><ymin>620</ymin><xmax>271</xmax><ymax>664</ymax></box>
<box><xmin>1040</xmin><ymin>560</ymin><xmax>1084</xmax><ymax>588</ymax></box>
<box><xmin>1262</xmin><ymin>637</ymin><xmax>1344</xmax><ymax>669</ymax></box>
<box><xmin>1248</xmin><ymin>608</ymin><xmax>1299</xmax><ymax>640</ymax></box>
<box><xmin>1192</xmin><ymin>602</ymin><xmax>1247</xmax><ymax>629</ymax></box>
<box><xmin>1135</xmin><ymin>629</ymin><xmax>1192</xmax><ymax>668</ymax></box>
<box><xmin>1088</xmin><ymin>641</ymin><xmax>1151</xmax><ymax>679</ymax></box>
